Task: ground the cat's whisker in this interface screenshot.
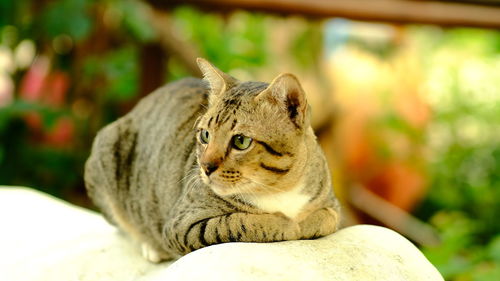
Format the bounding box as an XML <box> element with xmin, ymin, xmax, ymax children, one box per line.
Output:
<box><xmin>177</xmin><ymin>166</ymin><xmax>198</xmax><ymax>185</ymax></box>
<box><xmin>235</xmin><ymin>184</ymin><xmax>256</xmax><ymax>203</ymax></box>
<box><xmin>244</xmin><ymin>177</ymin><xmax>283</xmax><ymax>194</ymax></box>
<box><xmin>180</xmin><ymin>167</ymin><xmax>204</xmax><ymax>196</ymax></box>
<box><xmin>183</xmin><ymin>175</ymin><xmax>201</xmax><ymax>196</ymax></box>
<box><xmin>189</xmin><ymin>178</ymin><xmax>201</xmax><ymax>194</ymax></box>
<box><xmin>187</xmin><ymin>172</ymin><xmax>203</xmax><ymax>194</ymax></box>
<box><xmin>235</xmin><ymin>181</ymin><xmax>263</xmax><ymax>203</ymax></box>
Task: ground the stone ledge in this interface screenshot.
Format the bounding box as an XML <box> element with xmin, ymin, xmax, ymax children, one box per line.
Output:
<box><xmin>0</xmin><ymin>186</ymin><xmax>443</xmax><ymax>281</ymax></box>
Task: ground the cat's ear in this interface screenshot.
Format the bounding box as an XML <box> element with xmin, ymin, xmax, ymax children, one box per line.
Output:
<box><xmin>196</xmin><ymin>58</ymin><xmax>237</xmax><ymax>102</ymax></box>
<box><xmin>257</xmin><ymin>73</ymin><xmax>309</xmax><ymax>129</ymax></box>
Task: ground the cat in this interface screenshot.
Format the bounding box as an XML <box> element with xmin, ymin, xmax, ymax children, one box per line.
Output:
<box><xmin>84</xmin><ymin>58</ymin><xmax>341</xmax><ymax>262</ymax></box>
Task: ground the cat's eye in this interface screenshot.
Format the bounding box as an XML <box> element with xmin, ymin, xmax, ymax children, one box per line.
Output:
<box><xmin>232</xmin><ymin>134</ymin><xmax>253</xmax><ymax>150</ymax></box>
<box><xmin>199</xmin><ymin>129</ymin><xmax>210</xmax><ymax>144</ymax></box>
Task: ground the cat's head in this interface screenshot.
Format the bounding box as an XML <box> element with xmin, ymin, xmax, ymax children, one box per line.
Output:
<box><xmin>195</xmin><ymin>58</ymin><xmax>313</xmax><ymax>197</ymax></box>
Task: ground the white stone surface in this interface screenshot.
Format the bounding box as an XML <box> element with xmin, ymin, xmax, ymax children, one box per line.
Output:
<box><xmin>0</xmin><ymin>186</ymin><xmax>443</xmax><ymax>281</ymax></box>
<box><xmin>0</xmin><ymin>186</ymin><xmax>169</xmax><ymax>281</ymax></box>
<box><xmin>158</xmin><ymin>225</ymin><xmax>443</xmax><ymax>281</ymax></box>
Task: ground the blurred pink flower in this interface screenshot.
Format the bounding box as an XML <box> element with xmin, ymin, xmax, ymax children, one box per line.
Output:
<box><xmin>43</xmin><ymin>71</ymin><xmax>69</xmax><ymax>107</ymax></box>
<box><xmin>20</xmin><ymin>56</ymin><xmax>50</xmax><ymax>102</ymax></box>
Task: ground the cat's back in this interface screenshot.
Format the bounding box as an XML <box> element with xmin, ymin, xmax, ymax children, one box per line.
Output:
<box><xmin>124</xmin><ymin>77</ymin><xmax>209</xmax><ymax>186</ymax></box>
<box><xmin>85</xmin><ymin>77</ymin><xmax>209</xmax><ymax>218</ymax></box>
<box><xmin>131</xmin><ymin>77</ymin><xmax>208</xmax><ymax>123</ymax></box>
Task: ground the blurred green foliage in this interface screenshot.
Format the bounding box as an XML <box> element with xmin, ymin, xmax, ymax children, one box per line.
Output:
<box><xmin>41</xmin><ymin>0</ymin><xmax>93</xmax><ymax>41</ymax></box>
<box><xmin>412</xmin><ymin>28</ymin><xmax>500</xmax><ymax>281</ymax></box>
<box><xmin>0</xmin><ymin>0</ymin><xmax>152</xmax><ymax>197</ymax></box>
<box><xmin>82</xmin><ymin>46</ymin><xmax>140</xmax><ymax>102</ymax></box>
<box><xmin>169</xmin><ymin>7</ymin><xmax>268</xmax><ymax>78</ymax></box>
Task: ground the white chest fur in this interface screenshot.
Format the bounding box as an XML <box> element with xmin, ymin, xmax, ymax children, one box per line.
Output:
<box><xmin>247</xmin><ymin>183</ymin><xmax>311</xmax><ymax>219</ymax></box>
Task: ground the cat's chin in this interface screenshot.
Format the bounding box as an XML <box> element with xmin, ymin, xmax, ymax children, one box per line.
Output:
<box><xmin>201</xmin><ymin>176</ymin><xmax>238</xmax><ymax>196</ymax></box>
<box><xmin>209</xmin><ymin>184</ymin><xmax>237</xmax><ymax>197</ymax></box>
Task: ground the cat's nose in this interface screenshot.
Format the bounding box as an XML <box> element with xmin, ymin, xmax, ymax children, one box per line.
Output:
<box><xmin>202</xmin><ymin>162</ymin><xmax>219</xmax><ymax>176</ymax></box>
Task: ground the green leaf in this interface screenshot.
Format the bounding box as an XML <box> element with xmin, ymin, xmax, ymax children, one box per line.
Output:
<box><xmin>120</xmin><ymin>0</ymin><xmax>156</xmax><ymax>42</ymax></box>
<box><xmin>103</xmin><ymin>47</ymin><xmax>139</xmax><ymax>101</ymax></box>
<box><xmin>41</xmin><ymin>0</ymin><xmax>92</xmax><ymax>41</ymax></box>
<box><xmin>488</xmin><ymin>236</ymin><xmax>500</xmax><ymax>262</ymax></box>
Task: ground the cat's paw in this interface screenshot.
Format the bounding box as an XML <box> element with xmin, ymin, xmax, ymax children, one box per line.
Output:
<box><xmin>273</xmin><ymin>212</ymin><xmax>301</xmax><ymax>240</ymax></box>
<box><xmin>316</xmin><ymin>207</ymin><xmax>340</xmax><ymax>236</ymax></box>
<box><xmin>141</xmin><ymin>243</ymin><xmax>164</xmax><ymax>263</ymax></box>
<box><xmin>284</xmin><ymin>222</ymin><xmax>301</xmax><ymax>240</ymax></box>
<box><xmin>298</xmin><ymin>207</ymin><xmax>339</xmax><ymax>239</ymax></box>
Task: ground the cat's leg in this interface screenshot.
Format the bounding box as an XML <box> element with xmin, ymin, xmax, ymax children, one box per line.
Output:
<box><xmin>140</xmin><ymin>242</ymin><xmax>173</xmax><ymax>263</ymax></box>
<box><xmin>163</xmin><ymin>212</ymin><xmax>301</xmax><ymax>255</ymax></box>
<box><xmin>298</xmin><ymin>207</ymin><xmax>340</xmax><ymax>239</ymax></box>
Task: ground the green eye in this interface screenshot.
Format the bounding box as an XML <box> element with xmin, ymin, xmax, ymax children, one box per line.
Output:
<box><xmin>199</xmin><ymin>129</ymin><xmax>210</xmax><ymax>144</ymax></box>
<box><xmin>232</xmin><ymin>134</ymin><xmax>253</xmax><ymax>150</ymax></box>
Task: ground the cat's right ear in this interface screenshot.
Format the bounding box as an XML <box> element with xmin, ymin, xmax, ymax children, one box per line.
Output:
<box><xmin>197</xmin><ymin>58</ymin><xmax>237</xmax><ymax>104</ymax></box>
<box><xmin>256</xmin><ymin>73</ymin><xmax>309</xmax><ymax>130</ymax></box>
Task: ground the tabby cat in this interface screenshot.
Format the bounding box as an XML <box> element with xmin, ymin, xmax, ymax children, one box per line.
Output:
<box><xmin>84</xmin><ymin>58</ymin><xmax>341</xmax><ymax>262</ymax></box>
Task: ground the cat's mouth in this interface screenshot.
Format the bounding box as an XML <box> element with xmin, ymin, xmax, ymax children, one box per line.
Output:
<box><xmin>200</xmin><ymin>168</ymin><xmax>272</xmax><ymax>197</ymax></box>
<box><xmin>200</xmin><ymin>172</ymin><xmax>246</xmax><ymax>196</ymax></box>
<box><xmin>206</xmin><ymin>177</ymin><xmax>274</xmax><ymax>197</ymax></box>
<box><xmin>202</xmin><ymin>176</ymin><xmax>235</xmax><ymax>196</ymax></box>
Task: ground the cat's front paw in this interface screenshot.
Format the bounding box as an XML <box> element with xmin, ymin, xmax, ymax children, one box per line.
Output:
<box><xmin>273</xmin><ymin>212</ymin><xmax>301</xmax><ymax>240</ymax></box>
<box><xmin>141</xmin><ymin>243</ymin><xmax>165</xmax><ymax>263</ymax></box>
<box><xmin>298</xmin><ymin>207</ymin><xmax>339</xmax><ymax>239</ymax></box>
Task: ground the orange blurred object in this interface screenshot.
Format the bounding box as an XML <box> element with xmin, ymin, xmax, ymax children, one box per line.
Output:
<box><xmin>327</xmin><ymin>43</ymin><xmax>430</xmax><ymax>213</ymax></box>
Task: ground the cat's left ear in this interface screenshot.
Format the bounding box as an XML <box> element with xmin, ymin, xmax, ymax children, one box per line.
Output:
<box><xmin>257</xmin><ymin>73</ymin><xmax>309</xmax><ymax>129</ymax></box>
<box><xmin>197</xmin><ymin>58</ymin><xmax>237</xmax><ymax>104</ymax></box>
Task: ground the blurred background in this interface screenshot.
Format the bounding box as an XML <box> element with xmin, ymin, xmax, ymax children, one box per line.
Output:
<box><xmin>0</xmin><ymin>0</ymin><xmax>499</xmax><ymax>279</ymax></box>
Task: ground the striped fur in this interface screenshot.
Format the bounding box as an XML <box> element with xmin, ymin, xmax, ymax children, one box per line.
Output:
<box><xmin>84</xmin><ymin>59</ymin><xmax>341</xmax><ymax>262</ymax></box>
